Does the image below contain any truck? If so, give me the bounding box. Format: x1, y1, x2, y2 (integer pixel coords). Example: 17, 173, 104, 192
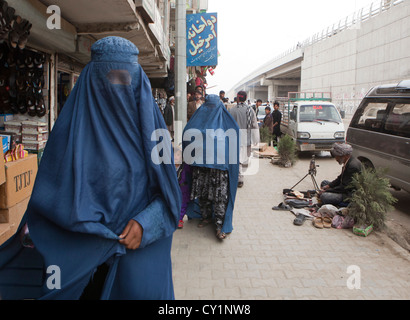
278, 92, 346, 152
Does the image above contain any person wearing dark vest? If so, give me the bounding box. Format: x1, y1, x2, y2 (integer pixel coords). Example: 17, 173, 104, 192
272, 101, 282, 143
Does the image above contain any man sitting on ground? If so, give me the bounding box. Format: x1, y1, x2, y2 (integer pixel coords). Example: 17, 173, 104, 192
319, 143, 362, 206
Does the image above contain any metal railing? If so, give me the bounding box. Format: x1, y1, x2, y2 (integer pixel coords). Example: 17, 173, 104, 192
270, 0, 405, 64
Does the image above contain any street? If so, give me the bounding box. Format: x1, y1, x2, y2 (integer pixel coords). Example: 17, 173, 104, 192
171, 152, 410, 300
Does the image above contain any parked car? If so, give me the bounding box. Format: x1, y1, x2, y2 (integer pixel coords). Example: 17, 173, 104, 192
257, 104, 271, 123
346, 80, 410, 192
280, 93, 345, 152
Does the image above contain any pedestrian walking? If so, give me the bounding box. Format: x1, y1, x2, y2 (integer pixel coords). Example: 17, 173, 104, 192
229, 91, 259, 188
0, 36, 182, 300
183, 94, 240, 240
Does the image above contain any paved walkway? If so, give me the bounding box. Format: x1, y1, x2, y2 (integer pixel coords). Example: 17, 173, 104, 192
171, 157, 410, 300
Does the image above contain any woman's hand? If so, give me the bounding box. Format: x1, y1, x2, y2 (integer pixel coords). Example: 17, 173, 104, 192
119, 220, 143, 250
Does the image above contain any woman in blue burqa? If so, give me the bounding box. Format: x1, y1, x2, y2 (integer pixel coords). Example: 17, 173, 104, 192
0, 37, 181, 300
183, 95, 240, 240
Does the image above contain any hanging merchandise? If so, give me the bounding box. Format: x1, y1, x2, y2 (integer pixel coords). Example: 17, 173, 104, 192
0, 1, 15, 44
0, 1, 42, 118
0, 42, 11, 114
8, 15, 32, 50
0, 45, 45, 117
1, 2, 32, 50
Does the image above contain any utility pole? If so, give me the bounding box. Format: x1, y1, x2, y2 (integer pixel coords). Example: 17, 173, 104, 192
174, 0, 187, 147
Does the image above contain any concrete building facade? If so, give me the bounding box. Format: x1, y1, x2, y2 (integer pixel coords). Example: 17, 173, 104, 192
302, 0, 410, 114
229, 0, 410, 115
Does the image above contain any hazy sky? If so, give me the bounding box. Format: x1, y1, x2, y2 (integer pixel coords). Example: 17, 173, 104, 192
205, 0, 377, 96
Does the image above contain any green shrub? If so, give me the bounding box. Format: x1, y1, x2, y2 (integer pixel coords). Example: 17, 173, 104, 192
259, 126, 275, 144
277, 134, 297, 167
347, 167, 397, 230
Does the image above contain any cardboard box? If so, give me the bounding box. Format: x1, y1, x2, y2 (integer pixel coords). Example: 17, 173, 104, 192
0, 114, 14, 128
0, 223, 13, 246
21, 121, 48, 134
22, 140, 47, 151
4, 121, 22, 134
0, 144, 5, 186
0, 155, 38, 209
0, 197, 29, 246
0, 197, 30, 224
28, 149, 45, 167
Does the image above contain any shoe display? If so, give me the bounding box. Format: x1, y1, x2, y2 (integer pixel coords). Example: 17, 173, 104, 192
8, 16, 31, 50
35, 98, 46, 117
0, 4, 41, 117
0, 3, 15, 43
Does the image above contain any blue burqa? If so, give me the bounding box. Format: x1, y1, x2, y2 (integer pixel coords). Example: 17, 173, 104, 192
183, 95, 240, 234
0, 37, 181, 300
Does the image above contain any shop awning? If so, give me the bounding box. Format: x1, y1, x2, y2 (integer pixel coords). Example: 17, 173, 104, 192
8, 0, 169, 77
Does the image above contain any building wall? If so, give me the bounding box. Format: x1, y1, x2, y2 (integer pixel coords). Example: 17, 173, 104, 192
301, 0, 410, 114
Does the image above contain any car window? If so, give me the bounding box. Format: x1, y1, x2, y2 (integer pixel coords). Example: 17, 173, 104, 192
351, 100, 410, 138
351, 102, 389, 132
299, 105, 341, 123
385, 103, 410, 138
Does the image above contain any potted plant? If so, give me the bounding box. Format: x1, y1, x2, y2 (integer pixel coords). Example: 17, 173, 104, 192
277, 134, 298, 168
347, 167, 397, 237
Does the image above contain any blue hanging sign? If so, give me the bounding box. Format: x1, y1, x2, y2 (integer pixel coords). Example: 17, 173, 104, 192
186, 12, 218, 67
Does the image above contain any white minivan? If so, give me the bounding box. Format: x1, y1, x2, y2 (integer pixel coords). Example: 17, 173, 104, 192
279, 93, 346, 152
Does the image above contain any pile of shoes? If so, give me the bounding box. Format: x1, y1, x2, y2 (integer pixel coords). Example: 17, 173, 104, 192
0, 1, 45, 117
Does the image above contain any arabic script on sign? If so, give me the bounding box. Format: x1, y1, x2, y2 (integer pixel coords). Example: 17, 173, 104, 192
187, 13, 218, 67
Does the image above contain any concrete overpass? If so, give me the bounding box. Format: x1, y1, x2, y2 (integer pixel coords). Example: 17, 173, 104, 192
228, 0, 409, 114
229, 48, 303, 103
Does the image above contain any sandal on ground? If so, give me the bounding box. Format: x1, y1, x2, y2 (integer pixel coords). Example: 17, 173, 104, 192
216, 229, 226, 240
323, 217, 332, 228
178, 220, 184, 229
272, 202, 292, 211
293, 214, 306, 226
197, 219, 211, 228
313, 217, 324, 229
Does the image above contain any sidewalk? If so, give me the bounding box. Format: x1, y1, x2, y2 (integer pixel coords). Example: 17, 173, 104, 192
171, 157, 410, 300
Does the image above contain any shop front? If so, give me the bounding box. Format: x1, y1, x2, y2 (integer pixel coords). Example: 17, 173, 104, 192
0, 1, 53, 161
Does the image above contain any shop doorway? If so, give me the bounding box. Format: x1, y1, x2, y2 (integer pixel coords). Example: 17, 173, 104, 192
57, 71, 71, 116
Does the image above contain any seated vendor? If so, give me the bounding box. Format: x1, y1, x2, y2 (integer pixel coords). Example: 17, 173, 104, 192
319, 143, 362, 206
